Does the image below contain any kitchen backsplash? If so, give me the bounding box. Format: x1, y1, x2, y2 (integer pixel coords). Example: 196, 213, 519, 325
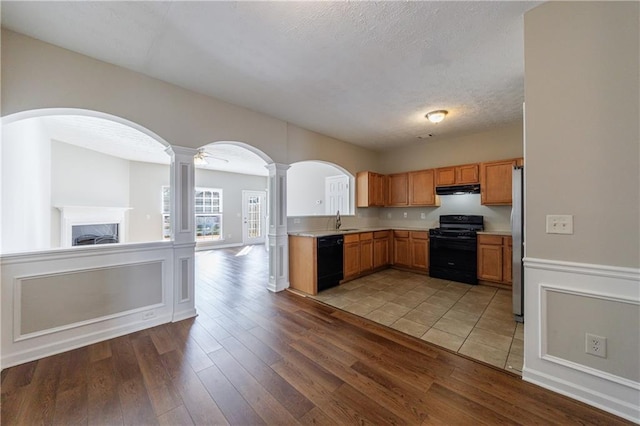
287, 194, 512, 232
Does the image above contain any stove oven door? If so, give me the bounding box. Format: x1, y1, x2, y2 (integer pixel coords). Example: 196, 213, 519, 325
429, 235, 478, 285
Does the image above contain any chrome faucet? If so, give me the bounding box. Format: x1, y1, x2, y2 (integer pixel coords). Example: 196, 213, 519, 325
335, 210, 341, 230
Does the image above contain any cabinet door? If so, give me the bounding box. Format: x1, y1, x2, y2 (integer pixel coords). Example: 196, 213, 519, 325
480, 159, 517, 205
409, 169, 436, 206
477, 243, 503, 282
343, 242, 361, 279
410, 234, 429, 271
502, 238, 513, 285
393, 233, 411, 267
360, 238, 373, 273
457, 164, 479, 184
387, 173, 408, 206
435, 167, 456, 186
373, 173, 387, 206
373, 233, 389, 268
356, 172, 371, 207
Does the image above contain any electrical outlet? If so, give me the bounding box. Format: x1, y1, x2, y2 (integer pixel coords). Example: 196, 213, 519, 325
403, 212, 408, 218
420, 213, 426, 219
293, 218, 301, 224
143, 310, 155, 320
387, 212, 392, 219
546, 215, 573, 234
585, 333, 607, 358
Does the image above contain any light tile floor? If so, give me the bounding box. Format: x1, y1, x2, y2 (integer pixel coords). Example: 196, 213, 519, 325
311, 268, 524, 374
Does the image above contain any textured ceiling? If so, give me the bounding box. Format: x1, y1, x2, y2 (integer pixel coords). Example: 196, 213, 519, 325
1, 1, 540, 150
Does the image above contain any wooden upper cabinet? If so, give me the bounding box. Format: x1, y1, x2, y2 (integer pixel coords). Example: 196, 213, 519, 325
480, 159, 518, 205
356, 171, 386, 207
387, 173, 409, 206
408, 169, 438, 206
457, 164, 480, 184
436, 163, 479, 186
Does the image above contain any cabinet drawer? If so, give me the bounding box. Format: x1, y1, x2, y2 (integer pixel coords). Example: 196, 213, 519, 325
344, 234, 360, 244
394, 230, 409, 238
359, 232, 373, 241
477, 235, 503, 245
373, 231, 389, 239
411, 231, 429, 240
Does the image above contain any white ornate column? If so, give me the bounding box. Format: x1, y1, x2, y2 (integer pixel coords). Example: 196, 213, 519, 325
266, 163, 290, 292
167, 146, 197, 321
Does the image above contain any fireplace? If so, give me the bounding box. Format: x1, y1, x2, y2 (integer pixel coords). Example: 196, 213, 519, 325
72, 223, 119, 246
57, 206, 131, 248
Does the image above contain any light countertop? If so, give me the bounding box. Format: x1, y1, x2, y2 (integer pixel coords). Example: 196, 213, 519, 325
288, 227, 425, 238
289, 228, 512, 238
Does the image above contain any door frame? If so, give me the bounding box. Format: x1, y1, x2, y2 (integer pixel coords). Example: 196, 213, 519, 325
242, 190, 267, 245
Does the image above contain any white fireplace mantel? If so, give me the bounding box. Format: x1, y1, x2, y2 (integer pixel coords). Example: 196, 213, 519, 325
56, 206, 132, 247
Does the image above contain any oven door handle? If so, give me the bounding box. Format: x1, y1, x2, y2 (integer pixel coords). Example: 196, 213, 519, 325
429, 234, 476, 241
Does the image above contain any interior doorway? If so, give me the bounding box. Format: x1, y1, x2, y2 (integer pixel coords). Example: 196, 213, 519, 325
325, 175, 349, 216
242, 190, 267, 245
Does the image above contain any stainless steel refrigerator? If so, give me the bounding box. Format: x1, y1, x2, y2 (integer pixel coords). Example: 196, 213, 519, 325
511, 166, 525, 322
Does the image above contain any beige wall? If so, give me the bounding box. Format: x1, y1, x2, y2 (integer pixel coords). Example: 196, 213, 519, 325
524, 2, 639, 268
1, 30, 379, 171
377, 123, 523, 174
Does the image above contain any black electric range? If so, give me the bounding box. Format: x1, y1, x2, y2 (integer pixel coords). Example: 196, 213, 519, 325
429, 215, 484, 285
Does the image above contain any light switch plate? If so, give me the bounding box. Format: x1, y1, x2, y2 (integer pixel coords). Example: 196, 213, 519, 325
546, 215, 573, 234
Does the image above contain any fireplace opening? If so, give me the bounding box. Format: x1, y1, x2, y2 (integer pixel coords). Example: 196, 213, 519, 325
72, 223, 119, 246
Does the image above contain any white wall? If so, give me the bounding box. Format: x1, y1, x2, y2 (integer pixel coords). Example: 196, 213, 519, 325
523, 2, 639, 422
1, 119, 51, 253
51, 140, 130, 245
129, 161, 170, 243
287, 162, 346, 216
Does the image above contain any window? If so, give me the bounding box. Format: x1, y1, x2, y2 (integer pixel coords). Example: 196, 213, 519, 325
162, 186, 223, 241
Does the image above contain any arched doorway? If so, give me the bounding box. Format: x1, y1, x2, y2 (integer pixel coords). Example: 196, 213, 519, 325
1, 108, 173, 253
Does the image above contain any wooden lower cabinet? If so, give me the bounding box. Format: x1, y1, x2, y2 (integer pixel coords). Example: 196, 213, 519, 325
393, 230, 428, 273
477, 234, 512, 285
359, 233, 374, 274
392, 231, 411, 267
373, 231, 390, 269
343, 234, 361, 280
410, 231, 429, 272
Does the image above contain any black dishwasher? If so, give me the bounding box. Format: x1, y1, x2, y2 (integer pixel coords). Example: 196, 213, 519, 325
317, 235, 344, 292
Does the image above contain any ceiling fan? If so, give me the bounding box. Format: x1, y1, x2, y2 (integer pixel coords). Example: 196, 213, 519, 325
194, 148, 229, 166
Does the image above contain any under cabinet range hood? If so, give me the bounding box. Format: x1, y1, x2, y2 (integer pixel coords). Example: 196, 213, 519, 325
435, 184, 481, 195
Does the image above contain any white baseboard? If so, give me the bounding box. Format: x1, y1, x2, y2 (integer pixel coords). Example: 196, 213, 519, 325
195, 242, 242, 251
524, 368, 640, 423
172, 308, 197, 322
1, 313, 172, 369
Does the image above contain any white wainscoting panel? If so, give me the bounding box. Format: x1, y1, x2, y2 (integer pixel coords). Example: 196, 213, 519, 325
523, 257, 640, 423
1, 242, 175, 369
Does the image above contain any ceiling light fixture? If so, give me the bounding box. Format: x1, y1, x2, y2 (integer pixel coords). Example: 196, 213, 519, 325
194, 151, 208, 166
426, 110, 448, 124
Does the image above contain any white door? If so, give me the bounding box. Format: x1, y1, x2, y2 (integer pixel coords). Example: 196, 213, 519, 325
325, 175, 349, 215
242, 191, 266, 245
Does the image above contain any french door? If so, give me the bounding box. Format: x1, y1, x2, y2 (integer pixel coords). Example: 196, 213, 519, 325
242, 190, 266, 245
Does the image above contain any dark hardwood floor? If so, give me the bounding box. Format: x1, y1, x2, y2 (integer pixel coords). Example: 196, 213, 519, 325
1, 245, 631, 425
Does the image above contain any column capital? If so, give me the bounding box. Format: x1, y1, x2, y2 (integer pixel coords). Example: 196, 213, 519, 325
168, 145, 198, 157
266, 163, 291, 173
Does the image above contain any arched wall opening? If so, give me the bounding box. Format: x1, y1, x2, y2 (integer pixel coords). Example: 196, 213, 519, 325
287, 160, 355, 217
193, 141, 272, 249
1, 108, 173, 254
